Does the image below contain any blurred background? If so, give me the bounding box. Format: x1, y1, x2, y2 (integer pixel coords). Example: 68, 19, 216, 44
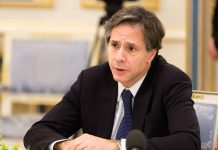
0, 0, 217, 149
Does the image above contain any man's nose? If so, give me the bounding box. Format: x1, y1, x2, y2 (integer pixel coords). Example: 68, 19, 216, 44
116, 48, 126, 61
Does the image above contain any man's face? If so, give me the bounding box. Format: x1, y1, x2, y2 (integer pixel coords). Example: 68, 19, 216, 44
108, 23, 157, 88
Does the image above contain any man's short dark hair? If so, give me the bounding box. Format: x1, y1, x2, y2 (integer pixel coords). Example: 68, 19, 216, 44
104, 6, 165, 51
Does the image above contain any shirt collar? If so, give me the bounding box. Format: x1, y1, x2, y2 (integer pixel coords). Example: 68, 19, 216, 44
117, 74, 147, 101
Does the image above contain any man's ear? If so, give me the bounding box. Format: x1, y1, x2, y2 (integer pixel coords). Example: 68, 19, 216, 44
148, 49, 157, 62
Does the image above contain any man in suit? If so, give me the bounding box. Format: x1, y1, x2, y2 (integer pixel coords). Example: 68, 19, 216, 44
208, 0, 218, 60
24, 6, 200, 150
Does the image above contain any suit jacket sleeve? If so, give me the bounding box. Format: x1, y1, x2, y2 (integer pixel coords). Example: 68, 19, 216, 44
147, 69, 200, 150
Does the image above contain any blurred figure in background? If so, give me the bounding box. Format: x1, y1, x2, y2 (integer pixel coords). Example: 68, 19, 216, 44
208, 0, 218, 60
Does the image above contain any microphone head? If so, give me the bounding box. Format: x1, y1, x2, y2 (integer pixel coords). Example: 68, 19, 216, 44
126, 129, 147, 150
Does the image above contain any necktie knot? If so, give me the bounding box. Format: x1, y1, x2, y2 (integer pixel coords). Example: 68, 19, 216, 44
121, 89, 133, 112
116, 89, 133, 140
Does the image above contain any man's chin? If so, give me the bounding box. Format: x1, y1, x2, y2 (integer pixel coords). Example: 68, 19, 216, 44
112, 76, 124, 83
112, 76, 128, 85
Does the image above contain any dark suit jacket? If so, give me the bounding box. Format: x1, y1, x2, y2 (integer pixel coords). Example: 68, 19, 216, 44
24, 55, 200, 150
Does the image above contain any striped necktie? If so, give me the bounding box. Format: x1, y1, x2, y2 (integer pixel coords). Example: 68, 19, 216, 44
116, 89, 133, 140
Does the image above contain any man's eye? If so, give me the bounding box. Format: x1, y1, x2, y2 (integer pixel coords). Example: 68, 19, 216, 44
128, 46, 135, 51
111, 43, 118, 48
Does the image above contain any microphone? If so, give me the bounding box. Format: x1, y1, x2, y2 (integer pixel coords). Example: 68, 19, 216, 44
126, 129, 147, 150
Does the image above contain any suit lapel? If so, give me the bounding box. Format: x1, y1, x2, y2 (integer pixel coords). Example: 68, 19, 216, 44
97, 79, 118, 139
132, 81, 153, 130
132, 56, 159, 130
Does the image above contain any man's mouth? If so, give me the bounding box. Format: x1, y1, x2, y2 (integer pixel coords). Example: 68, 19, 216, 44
115, 67, 125, 72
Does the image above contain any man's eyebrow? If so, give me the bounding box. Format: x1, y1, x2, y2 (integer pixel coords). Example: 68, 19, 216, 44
110, 40, 118, 43
128, 42, 137, 46
127, 42, 139, 48
109, 40, 119, 43
109, 40, 139, 48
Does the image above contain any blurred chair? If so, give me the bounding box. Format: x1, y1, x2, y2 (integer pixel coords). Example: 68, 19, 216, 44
0, 114, 43, 138
0, 38, 89, 116
192, 91, 218, 150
